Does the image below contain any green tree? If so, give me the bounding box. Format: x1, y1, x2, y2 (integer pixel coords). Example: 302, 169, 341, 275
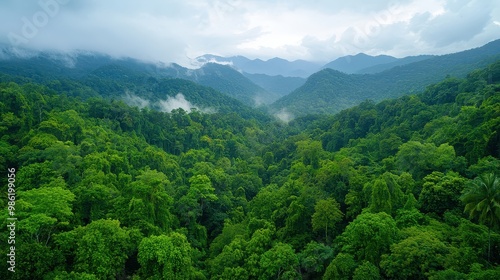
380, 230, 449, 280
428, 269, 467, 280
396, 141, 460, 180
245, 227, 275, 277
138, 232, 196, 280
178, 174, 217, 236
395, 195, 428, 229
38, 110, 85, 144
209, 236, 248, 279
419, 172, 466, 216
352, 261, 381, 280
55, 219, 135, 280
323, 253, 356, 280
189, 174, 218, 204
339, 212, 399, 264
298, 241, 333, 279
296, 139, 324, 169
128, 169, 174, 232
311, 198, 343, 240
369, 178, 392, 214
259, 243, 300, 280
460, 173, 500, 262
17, 186, 75, 244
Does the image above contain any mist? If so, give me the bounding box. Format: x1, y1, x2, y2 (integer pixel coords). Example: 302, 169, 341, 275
274, 108, 294, 123
159, 93, 197, 112
123, 91, 150, 109
158, 93, 216, 114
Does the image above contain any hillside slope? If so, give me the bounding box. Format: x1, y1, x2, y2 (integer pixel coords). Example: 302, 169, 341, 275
322, 53, 398, 74
272, 39, 500, 116
0, 48, 274, 107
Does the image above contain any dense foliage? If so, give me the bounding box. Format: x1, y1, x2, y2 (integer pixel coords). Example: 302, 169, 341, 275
0, 59, 499, 279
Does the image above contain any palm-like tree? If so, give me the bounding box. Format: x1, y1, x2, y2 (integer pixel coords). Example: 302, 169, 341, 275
460, 173, 500, 262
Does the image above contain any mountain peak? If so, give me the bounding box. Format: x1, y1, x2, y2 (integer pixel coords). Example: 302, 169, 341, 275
196, 54, 321, 78
323, 53, 398, 74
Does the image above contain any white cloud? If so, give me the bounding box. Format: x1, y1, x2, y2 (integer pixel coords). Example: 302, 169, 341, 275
124, 91, 150, 109
158, 93, 216, 114
159, 93, 197, 112
274, 108, 294, 123
418, 0, 493, 47
0, 0, 498, 64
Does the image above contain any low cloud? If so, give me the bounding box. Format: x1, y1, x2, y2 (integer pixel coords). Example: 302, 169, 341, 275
158, 93, 216, 114
274, 108, 294, 123
123, 91, 150, 109
159, 93, 196, 112
0, 0, 498, 66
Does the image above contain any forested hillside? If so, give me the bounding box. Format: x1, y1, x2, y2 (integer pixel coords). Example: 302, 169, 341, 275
356, 55, 434, 74
195, 55, 321, 78
272, 39, 500, 116
243, 73, 306, 101
322, 53, 398, 74
0, 48, 274, 106
0, 58, 499, 279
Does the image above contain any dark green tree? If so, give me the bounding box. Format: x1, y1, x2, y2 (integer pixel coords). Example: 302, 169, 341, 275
460, 173, 500, 262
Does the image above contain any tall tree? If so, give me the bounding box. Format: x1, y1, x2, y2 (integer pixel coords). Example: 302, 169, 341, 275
138, 233, 197, 280
311, 198, 343, 240
369, 179, 392, 214
460, 173, 500, 262
338, 212, 399, 265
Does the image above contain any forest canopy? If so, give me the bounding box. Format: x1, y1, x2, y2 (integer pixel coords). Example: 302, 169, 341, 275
0, 60, 499, 279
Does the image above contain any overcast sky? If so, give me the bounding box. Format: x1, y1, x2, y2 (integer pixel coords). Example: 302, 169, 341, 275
1, 0, 499, 66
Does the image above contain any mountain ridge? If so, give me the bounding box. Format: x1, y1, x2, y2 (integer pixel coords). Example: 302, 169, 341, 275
322, 53, 398, 74
271, 39, 500, 116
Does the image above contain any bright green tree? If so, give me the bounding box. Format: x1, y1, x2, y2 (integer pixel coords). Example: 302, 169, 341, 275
259, 242, 300, 280
55, 219, 134, 280
17, 186, 75, 244
312, 198, 343, 240
209, 236, 248, 279
128, 169, 174, 232
323, 253, 356, 280
352, 261, 381, 280
419, 171, 466, 216
369, 179, 392, 214
339, 212, 399, 264
138, 232, 196, 280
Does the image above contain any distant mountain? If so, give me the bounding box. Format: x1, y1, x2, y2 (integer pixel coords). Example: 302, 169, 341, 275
196, 54, 321, 78
0, 48, 277, 106
356, 55, 435, 74
0, 47, 161, 82
176, 63, 275, 106
243, 73, 306, 101
322, 53, 398, 74
272, 39, 500, 116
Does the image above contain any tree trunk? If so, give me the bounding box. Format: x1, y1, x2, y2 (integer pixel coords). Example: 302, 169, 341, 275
488, 227, 491, 263
325, 225, 328, 241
